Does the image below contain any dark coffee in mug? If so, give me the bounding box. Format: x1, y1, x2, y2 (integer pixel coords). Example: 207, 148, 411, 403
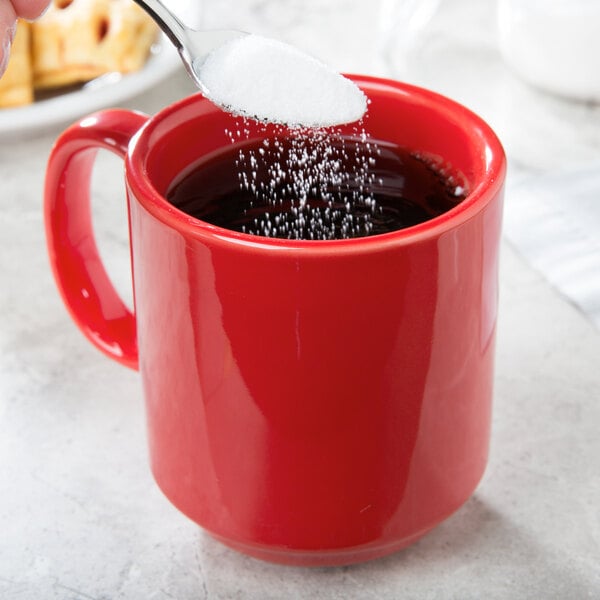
166, 135, 467, 240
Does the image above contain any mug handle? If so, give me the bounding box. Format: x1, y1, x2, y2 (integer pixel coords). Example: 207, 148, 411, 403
44, 109, 149, 371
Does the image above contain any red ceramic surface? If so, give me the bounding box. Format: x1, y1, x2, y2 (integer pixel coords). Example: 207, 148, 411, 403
45, 76, 506, 566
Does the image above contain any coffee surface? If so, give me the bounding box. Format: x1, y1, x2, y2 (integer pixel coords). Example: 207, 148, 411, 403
167, 136, 466, 240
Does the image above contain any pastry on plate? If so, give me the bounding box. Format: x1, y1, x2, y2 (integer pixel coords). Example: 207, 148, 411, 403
32, 0, 157, 89
0, 21, 34, 108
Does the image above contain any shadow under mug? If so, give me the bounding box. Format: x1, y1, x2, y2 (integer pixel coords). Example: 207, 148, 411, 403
44, 76, 506, 566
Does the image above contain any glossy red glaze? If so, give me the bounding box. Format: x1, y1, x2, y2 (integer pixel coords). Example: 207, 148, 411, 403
45, 77, 506, 566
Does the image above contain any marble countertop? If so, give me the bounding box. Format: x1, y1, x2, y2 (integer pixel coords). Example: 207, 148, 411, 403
1, 0, 599, 598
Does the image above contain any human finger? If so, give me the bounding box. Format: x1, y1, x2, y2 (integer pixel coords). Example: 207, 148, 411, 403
10, 0, 50, 21
0, 1, 17, 76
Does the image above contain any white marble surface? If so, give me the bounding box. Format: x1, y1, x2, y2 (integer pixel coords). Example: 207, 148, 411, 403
1, 0, 599, 598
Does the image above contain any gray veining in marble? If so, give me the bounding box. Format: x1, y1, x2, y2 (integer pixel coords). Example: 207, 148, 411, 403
1, 0, 599, 598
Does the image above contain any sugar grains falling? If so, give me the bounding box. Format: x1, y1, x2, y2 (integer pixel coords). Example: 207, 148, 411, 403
224, 126, 382, 240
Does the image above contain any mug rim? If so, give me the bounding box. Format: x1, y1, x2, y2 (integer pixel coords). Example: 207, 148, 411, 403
126, 75, 506, 254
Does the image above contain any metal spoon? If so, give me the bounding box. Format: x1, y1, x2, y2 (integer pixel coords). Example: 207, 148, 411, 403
131, 0, 246, 94
132, 0, 367, 126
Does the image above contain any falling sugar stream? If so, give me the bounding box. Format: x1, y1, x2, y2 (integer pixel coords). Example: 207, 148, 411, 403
225, 123, 383, 240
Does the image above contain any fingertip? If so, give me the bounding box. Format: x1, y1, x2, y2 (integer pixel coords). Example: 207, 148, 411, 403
11, 0, 51, 22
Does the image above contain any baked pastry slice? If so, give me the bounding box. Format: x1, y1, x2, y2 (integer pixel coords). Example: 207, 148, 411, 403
0, 21, 34, 108
32, 0, 158, 89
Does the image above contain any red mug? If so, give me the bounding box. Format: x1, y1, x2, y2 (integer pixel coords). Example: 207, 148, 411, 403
45, 76, 505, 566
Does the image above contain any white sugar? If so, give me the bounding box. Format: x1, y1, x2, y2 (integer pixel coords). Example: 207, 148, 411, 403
196, 34, 367, 128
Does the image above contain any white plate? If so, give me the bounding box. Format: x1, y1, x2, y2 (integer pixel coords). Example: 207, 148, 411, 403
0, 0, 201, 137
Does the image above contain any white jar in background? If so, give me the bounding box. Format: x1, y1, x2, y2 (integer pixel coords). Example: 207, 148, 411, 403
497, 0, 600, 102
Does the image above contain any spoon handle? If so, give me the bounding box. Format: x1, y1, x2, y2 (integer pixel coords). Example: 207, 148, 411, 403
131, 0, 188, 52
